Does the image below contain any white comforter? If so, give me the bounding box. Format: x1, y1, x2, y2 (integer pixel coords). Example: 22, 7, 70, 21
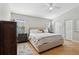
29, 33, 63, 46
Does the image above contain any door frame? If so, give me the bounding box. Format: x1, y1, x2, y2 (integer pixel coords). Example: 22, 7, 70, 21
64, 20, 73, 40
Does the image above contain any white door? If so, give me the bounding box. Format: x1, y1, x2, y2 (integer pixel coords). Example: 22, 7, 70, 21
65, 20, 73, 40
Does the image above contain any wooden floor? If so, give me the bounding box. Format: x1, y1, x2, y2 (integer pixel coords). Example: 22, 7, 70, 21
27, 40, 79, 55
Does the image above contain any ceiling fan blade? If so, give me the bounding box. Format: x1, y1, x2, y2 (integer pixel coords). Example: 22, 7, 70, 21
55, 6, 61, 9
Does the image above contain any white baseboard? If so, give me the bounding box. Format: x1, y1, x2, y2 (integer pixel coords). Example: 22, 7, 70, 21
71, 40, 79, 43
65, 39, 79, 43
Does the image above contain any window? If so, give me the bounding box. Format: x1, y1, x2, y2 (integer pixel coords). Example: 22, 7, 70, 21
15, 19, 26, 35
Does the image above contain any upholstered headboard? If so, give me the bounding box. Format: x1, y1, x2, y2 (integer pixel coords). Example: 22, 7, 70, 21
29, 27, 44, 33
27, 27, 44, 37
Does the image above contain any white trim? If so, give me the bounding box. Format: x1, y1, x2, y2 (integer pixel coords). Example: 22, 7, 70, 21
71, 40, 79, 43
65, 39, 79, 43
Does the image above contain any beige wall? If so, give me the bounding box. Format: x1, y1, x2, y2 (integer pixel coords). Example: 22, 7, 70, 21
53, 6, 79, 41
11, 13, 50, 32
0, 3, 11, 21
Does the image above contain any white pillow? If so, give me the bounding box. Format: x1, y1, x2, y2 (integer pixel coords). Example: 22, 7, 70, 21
30, 29, 42, 33
43, 28, 48, 33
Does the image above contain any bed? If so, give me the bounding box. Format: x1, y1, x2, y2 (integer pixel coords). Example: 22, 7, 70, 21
28, 28, 64, 53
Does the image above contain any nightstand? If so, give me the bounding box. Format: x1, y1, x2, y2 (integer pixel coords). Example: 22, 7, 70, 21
17, 33, 28, 43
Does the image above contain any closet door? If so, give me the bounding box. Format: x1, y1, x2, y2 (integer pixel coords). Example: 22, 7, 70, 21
65, 20, 73, 40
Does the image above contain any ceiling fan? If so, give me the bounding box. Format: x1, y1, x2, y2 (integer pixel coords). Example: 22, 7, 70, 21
46, 3, 61, 12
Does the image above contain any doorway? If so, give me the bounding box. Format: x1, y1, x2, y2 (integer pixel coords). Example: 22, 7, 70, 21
65, 20, 73, 40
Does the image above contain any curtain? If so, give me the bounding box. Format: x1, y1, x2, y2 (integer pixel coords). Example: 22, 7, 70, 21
48, 20, 54, 33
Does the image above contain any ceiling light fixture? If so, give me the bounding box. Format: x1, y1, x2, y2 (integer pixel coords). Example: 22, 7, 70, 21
46, 3, 61, 12
48, 3, 53, 11
49, 7, 53, 10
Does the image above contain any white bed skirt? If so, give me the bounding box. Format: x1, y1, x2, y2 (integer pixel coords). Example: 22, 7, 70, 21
29, 38, 64, 53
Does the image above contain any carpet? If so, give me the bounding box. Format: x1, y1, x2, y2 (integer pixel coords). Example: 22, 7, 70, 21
17, 42, 32, 55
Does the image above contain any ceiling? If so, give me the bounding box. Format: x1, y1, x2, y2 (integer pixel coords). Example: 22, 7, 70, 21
9, 3, 79, 19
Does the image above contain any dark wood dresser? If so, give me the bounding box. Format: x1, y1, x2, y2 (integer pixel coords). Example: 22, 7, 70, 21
0, 21, 17, 55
